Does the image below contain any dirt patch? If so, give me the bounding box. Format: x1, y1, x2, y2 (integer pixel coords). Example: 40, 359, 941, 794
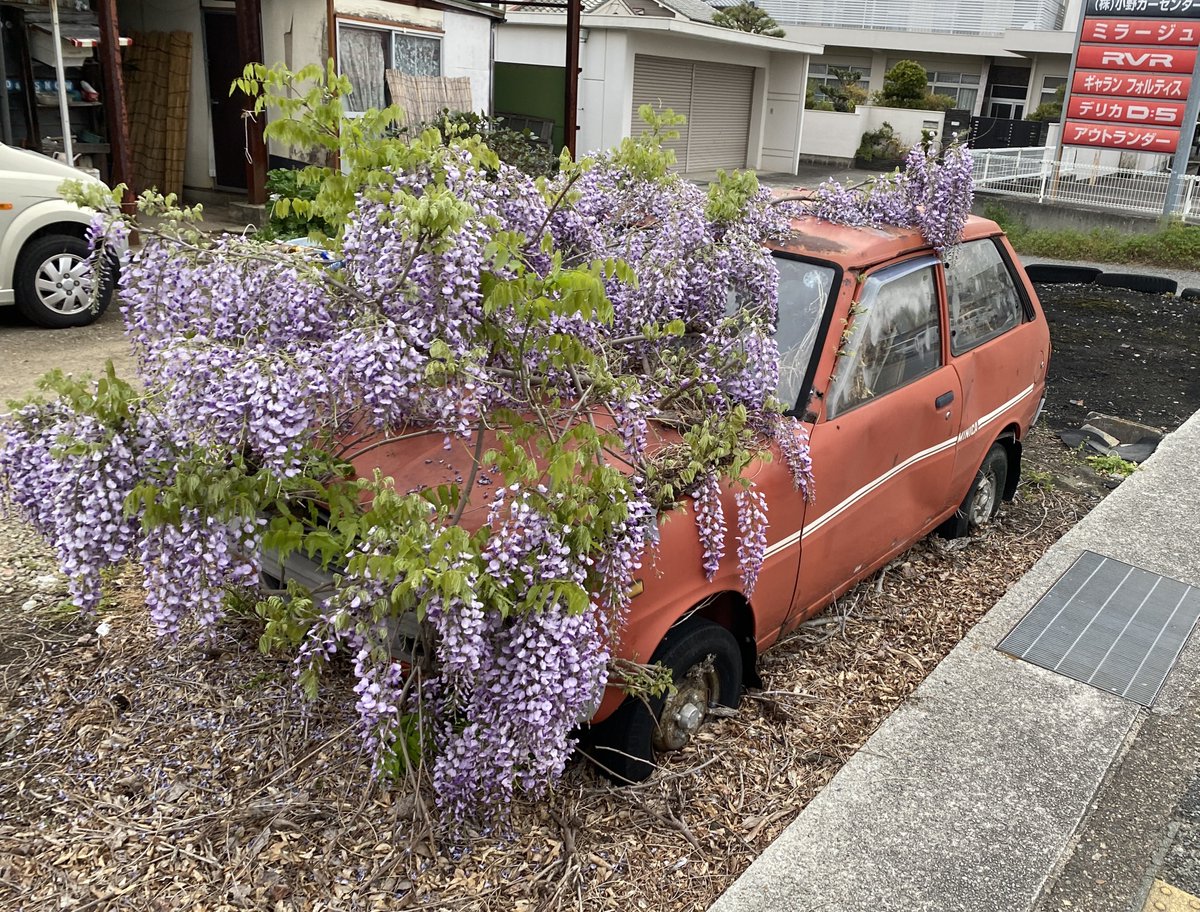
1, 283, 1197, 911
1038, 283, 1200, 433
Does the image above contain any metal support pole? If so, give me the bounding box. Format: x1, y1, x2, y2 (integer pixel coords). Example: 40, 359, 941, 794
1164, 50, 1200, 220
48, 0, 72, 164
564, 0, 580, 158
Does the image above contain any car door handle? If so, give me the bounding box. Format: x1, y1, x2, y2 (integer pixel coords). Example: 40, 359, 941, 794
935, 391, 955, 409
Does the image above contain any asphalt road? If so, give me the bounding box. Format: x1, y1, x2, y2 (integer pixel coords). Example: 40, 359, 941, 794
0, 302, 133, 406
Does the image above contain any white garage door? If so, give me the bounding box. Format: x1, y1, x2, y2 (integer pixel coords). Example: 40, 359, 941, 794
630, 55, 755, 172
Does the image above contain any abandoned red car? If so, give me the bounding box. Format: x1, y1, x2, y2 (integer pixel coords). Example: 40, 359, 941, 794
266, 214, 1050, 781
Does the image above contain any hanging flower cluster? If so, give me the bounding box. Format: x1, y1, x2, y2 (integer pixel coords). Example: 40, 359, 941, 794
792, 143, 975, 254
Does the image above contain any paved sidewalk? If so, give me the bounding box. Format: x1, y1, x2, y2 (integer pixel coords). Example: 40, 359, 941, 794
712, 407, 1200, 912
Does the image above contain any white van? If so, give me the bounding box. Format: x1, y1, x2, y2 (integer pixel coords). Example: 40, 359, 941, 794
0, 143, 116, 328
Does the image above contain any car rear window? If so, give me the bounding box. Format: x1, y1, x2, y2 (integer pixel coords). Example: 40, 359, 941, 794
945, 238, 1023, 355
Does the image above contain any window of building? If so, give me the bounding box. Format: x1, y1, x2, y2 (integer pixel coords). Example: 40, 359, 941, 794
826, 259, 942, 418
928, 71, 980, 110
338, 22, 441, 113
808, 62, 871, 103
1040, 75, 1067, 105
945, 239, 1023, 355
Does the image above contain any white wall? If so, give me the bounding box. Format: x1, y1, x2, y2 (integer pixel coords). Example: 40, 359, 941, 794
443, 10, 493, 113
579, 28, 630, 154
496, 21, 806, 167
627, 32, 770, 70
261, 0, 327, 163
799, 105, 944, 161
761, 50, 807, 172
860, 104, 944, 146
799, 109, 863, 159
263, 0, 326, 72
117, 0, 211, 188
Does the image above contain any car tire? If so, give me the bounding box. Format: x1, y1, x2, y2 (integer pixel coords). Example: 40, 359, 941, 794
1024, 264, 1101, 285
586, 617, 742, 784
938, 443, 1009, 538
14, 233, 114, 328
1181, 287, 1200, 301
1094, 272, 1178, 296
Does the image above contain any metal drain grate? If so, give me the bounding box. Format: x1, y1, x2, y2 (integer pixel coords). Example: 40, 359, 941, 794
998, 551, 1200, 706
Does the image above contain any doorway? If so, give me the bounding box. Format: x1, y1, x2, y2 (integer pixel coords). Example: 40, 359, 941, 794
204, 11, 246, 190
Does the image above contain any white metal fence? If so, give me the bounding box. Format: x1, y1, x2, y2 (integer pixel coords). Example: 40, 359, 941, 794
972, 146, 1200, 223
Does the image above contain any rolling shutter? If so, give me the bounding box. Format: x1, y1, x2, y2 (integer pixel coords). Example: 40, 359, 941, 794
630, 55, 755, 171
630, 55, 692, 166
687, 62, 754, 172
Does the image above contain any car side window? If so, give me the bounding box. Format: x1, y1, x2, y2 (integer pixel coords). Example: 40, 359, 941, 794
826, 260, 941, 419
945, 239, 1023, 355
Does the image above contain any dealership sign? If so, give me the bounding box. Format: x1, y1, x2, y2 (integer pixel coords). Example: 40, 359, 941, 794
1063, 0, 1200, 153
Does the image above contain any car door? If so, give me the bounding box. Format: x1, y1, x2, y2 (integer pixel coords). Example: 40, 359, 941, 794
943, 237, 1049, 497
793, 256, 963, 618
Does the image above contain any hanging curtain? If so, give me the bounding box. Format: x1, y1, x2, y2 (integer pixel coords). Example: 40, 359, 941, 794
340, 25, 386, 112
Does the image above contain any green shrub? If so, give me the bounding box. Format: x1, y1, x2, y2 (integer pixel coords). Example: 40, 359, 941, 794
990, 204, 1200, 269
410, 110, 559, 177
873, 60, 960, 111
856, 122, 906, 163
1027, 85, 1064, 122
980, 202, 1028, 238
260, 167, 332, 242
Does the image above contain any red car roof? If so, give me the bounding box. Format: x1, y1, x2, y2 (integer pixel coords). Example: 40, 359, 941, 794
771, 214, 1003, 271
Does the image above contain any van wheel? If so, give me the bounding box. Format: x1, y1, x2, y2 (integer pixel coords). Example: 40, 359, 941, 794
939, 443, 1009, 538
586, 617, 742, 784
14, 234, 114, 328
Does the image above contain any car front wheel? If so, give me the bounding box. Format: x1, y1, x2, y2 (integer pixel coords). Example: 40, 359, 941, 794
586, 616, 743, 783
14, 234, 114, 328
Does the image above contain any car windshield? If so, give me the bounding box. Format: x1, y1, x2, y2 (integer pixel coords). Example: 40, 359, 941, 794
774, 256, 837, 411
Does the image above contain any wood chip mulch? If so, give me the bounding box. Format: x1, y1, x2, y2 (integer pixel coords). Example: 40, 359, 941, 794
0, 430, 1097, 912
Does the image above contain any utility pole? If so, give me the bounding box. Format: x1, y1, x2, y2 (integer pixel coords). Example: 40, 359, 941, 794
564, 0, 580, 157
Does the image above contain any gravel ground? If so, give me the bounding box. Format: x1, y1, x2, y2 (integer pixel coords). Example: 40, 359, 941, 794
0, 464, 1092, 912
0, 279, 1195, 910
0, 305, 131, 406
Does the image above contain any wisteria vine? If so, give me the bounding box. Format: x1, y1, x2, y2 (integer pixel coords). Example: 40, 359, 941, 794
794, 143, 975, 253
0, 66, 973, 823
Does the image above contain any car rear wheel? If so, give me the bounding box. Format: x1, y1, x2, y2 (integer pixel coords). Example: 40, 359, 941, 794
14, 234, 114, 328
940, 443, 1009, 538
586, 617, 742, 783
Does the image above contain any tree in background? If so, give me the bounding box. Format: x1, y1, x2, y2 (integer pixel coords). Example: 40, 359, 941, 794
1027, 84, 1065, 122
823, 67, 868, 113
874, 59, 957, 111
712, 1, 787, 37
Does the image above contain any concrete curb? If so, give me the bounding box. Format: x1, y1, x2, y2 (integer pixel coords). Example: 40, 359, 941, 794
711, 408, 1200, 912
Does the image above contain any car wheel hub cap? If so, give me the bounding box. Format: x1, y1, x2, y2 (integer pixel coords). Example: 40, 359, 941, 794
653, 659, 718, 753
971, 473, 997, 525
35, 254, 92, 315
